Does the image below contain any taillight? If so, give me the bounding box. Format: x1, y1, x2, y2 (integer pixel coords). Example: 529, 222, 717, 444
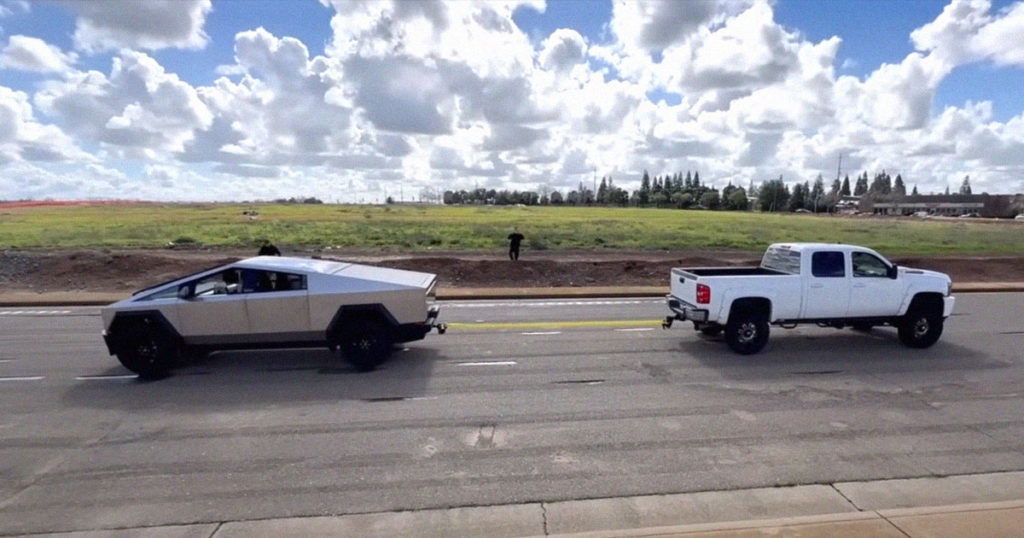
696, 284, 711, 304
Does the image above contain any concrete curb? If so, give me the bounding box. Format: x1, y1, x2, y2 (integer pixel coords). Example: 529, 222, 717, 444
28, 472, 1024, 538
1, 283, 1022, 306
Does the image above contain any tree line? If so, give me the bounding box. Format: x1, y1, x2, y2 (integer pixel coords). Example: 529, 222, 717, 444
442, 170, 975, 213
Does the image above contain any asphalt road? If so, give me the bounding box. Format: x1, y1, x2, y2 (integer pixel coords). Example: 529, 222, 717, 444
1, 294, 1023, 535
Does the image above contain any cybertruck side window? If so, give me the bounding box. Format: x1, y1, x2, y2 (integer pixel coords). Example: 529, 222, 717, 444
239, 269, 306, 294
138, 285, 179, 301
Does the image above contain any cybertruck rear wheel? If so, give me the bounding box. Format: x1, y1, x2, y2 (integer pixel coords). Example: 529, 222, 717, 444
337, 318, 393, 372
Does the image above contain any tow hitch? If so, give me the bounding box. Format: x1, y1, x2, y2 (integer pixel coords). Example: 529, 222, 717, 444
427, 305, 446, 334
662, 315, 677, 329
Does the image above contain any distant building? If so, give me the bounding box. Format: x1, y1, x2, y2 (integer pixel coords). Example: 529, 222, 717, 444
859, 193, 1024, 218
835, 195, 861, 214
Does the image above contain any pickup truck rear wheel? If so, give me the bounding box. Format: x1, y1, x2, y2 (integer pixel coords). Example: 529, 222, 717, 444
724, 311, 769, 355
114, 320, 177, 379
898, 309, 943, 348
337, 318, 393, 372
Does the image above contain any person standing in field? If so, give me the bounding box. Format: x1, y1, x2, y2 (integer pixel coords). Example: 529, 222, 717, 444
258, 240, 281, 256
507, 227, 524, 261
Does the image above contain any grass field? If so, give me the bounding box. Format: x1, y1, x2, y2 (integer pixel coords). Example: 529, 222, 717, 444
1, 203, 1022, 255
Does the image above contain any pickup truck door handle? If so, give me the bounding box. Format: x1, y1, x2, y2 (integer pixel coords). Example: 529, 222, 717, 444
809, 283, 824, 289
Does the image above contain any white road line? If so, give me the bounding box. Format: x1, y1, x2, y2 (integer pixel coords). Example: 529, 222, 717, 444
457, 361, 518, 366
0, 376, 44, 382
76, 374, 139, 381
0, 359, 13, 364
405, 396, 439, 401
522, 331, 562, 335
444, 300, 661, 309
616, 328, 655, 332
0, 310, 73, 316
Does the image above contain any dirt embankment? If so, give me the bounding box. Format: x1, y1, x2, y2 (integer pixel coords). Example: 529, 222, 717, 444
2, 248, 1023, 293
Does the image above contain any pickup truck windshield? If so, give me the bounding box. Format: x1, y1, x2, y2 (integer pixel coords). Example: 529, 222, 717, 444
761, 247, 801, 275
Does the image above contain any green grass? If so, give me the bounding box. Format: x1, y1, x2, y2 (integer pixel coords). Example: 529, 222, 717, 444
1, 203, 1021, 255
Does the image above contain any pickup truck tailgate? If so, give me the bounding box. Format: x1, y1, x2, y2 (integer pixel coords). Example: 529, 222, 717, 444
670, 268, 699, 304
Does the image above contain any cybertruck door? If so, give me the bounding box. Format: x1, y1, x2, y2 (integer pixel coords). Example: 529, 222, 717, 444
240, 269, 313, 343
176, 270, 249, 345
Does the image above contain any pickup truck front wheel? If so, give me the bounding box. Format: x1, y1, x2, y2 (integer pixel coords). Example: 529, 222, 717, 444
898, 310, 943, 348
114, 319, 177, 379
724, 312, 769, 355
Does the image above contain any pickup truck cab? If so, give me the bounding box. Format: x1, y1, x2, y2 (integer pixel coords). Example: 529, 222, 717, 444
664, 243, 955, 354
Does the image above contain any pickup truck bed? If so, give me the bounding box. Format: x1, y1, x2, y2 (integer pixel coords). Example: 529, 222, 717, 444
676, 267, 789, 277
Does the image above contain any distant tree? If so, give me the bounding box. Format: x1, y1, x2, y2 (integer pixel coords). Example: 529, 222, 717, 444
684, 171, 693, 190
893, 174, 906, 196
811, 175, 826, 212
960, 176, 972, 195
829, 179, 841, 198
911, 185, 918, 196
693, 171, 701, 189
597, 177, 608, 204
700, 190, 720, 210
758, 178, 790, 212
639, 170, 651, 205
788, 183, 807, 212
650, 191, 668, 208
727, 188, 749, 211
841, 175, 851, 196
944, 184, 951, 195
854, 172, 868, 196
869, 171, 892, 195
386, 196, 395, 204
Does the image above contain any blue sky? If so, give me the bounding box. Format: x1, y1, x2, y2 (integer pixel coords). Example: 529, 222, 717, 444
1, 0, 1022, 201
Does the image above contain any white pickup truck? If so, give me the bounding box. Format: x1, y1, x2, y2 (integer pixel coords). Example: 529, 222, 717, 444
663, 243, 955, 354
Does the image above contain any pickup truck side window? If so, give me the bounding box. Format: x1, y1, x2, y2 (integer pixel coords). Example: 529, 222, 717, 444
811, 251, 845, 277
240, 269, 307, 293
761, 247, 802, 274
852, 252, 890, 278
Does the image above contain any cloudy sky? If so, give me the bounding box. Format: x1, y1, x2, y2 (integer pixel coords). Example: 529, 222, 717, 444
1, 0, 1023, 202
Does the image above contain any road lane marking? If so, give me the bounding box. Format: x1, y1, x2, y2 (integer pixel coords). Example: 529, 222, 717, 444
0, 310, 72, 316
522, 331, 562, 335
0, 376, 44, 382
444, 297, 659, 305
76, 374, 139, 381
457, 361, 517, 366
616, 327, 655, 332
0, 359, 13, 364
446, 319, 663, 331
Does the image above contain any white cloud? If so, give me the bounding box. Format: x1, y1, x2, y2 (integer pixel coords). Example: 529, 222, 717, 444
64, 0, 212, 52
610, 0, 751, 52
539, 29, 587, 72
35, 50, 213, 154
0, 35, 76, 73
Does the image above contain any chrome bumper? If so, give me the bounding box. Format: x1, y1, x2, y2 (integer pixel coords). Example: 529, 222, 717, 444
663, 295, 709, 328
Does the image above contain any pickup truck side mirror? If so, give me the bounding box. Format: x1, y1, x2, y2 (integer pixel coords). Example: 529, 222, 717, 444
888, 264, 899, 279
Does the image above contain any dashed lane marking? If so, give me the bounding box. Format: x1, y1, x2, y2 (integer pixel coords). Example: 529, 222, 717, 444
522, 331, 562, 335
442, 299, 662, 309
616, 327, 655, 332
0, 310, 73, 316
0, 376, 44, 382
446, 319, 662, 331
76, 374, 139, 381
457, 361, 518, 366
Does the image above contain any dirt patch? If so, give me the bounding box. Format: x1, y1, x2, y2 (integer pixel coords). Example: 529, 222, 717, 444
1, 248, 1022, 293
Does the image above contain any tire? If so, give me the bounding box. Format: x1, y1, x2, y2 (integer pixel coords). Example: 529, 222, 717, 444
114, 319, 178, 379
898, 308, 944, 348
337, 318, 393, 372
724, 310, 769, 355
699, 325, 723, 337
851, 322, 874, 332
